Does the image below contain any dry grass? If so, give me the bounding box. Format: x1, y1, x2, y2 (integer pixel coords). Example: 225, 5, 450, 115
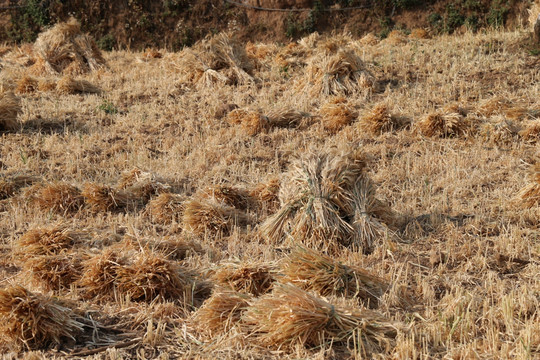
148, 193, 186, 224
0, 91, 21, 131
417, 109, 470, 137
0, 173, 37, 199
516, 162, 540, 208
409, 28, 430, 39
359, 33, 379, 45
359, 103, 406, 134
282, 246, 388, 307
192, 289, 251, 335
519, 121, 540, 143
33, 182, 84, 214
385, 30, 408, 45
16, 76, 39, 94
22, 253, 83, 291
319, 99, 356, 133
183, 198, 250, 237
226, 108, 269, 136
0, 286, 83, 350
212, 262, 275, 296
250, 178, 280, 213
199, 184, 252, 210
15, 225, 80, 258
31, 17, 106, 75
244, 284, 397, 353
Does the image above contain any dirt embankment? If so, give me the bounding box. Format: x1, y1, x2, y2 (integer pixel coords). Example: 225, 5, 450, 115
0, 0, 533, 50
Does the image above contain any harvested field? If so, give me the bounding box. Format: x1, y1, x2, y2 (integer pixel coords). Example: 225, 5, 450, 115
0, 18, 539, 359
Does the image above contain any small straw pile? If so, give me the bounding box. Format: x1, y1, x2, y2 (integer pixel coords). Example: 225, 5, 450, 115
15, 75, 39, 94
199, 184, 252, 210
192, 289, 251, 335
479, 117, 521, 145
417, 107, 470, 137
117, 168, 170, 202
0, 173, 37, 199
282, 246, 388, 307
79, 248, 194, 303
244, 284, 397, 352
319, 97, 356, 133
409, 28, 430, 39
227, 108, 312, 135
23, 253, 83, 291
385, 30, 408, 45
262, 152, 394, 252
183, 197, 250, 237
178, 32, 253, 87
520, 121, 540, 143
82, 183, 139, 212
274, 42, 309, 69
0, 286, 84, 350
15, 225, 79, 258
33, 182, 84, 214
30, 18, 106, 75
516, 162, 540, 208
212, 262, 275, 296
359, 33, 379, 46
300, 49, 375, 97
148, 193, 186, 224
250, 178, 280, 213
56, 76, 101, 94
0, 91, 21, 132
359, 103, 406, 134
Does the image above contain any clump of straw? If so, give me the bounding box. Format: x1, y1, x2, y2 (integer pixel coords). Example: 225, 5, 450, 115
417, 109, 470, 137
319, 98, 356, 133
250, 178, 280, 213
117, 168, 170, 201
0, 173, 37, 199
359, 103, 406, 134
212, 262, 276, 296
244, 284, 397, 352
199, 184, 252, 210
56, 76, 101, 94
33, 182, 84, 214
282, 246, 388, 307
0, 91, 21, 132
0, 286, 84, 350
16, 75, 39, 94
300, 49, 375, 97
148, 193, 186, 224
385, 30, 408, 45
226, 109, 269, 136
183, 198, 250, 237
30, 18, 106, 75
22, 254, 83, 291
516, 162, 540, 208
479, 117, 521, 145
409, 28, 430, 39
192, 289, 251, 335
519, 121, 540, 143
15, 225, 80, 259
82, 183, 139, 212
359, 33, 379, 46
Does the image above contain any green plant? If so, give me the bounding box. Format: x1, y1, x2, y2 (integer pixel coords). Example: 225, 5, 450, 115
428, 12, 443, 33
445, 4, 465, 33
97, 34, 116, 51
487, 0, 508, 28
465, 15, 479, 31
378, 16, 393, 38
8, 0, 51, 43
98, 100, 118, 115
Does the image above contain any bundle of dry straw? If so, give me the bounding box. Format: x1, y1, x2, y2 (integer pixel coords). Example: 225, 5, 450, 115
516, 162, 540, 208
183, 197, 250, 237
227, 108, 312, 135
148, 193, 186, 224
282, 246, 388, 307
417, 106, 471, 137
15, 225, 80, 258
261, 152, 394, 252
178, 32, 253, 87
319, 97, 356, 133
22, 253, 83, 291
212, 262, 276, 296
31, 18, 106, 75
359, 103, 407, 134
244, 284, 397, 352
0, 173, 37, 199
0, 91, 21, 132
33, 182, 84, 214
0, 286, 84, 350
82, 183, 139, 212
299, 49, 375, 97
56, 76, 101, 94
192, 289, 251, 335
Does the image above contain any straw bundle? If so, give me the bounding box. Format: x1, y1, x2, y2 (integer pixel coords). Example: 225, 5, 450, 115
22, 253, 82, 291
250, 178, 280, 213
244, 284, 397, 352
146, 237, 203, 261
519, 121, 540, 143
114, 251, 193, 302
0, 91, 21, 132
479, 117, 520, 145
359, 103, 405, 134
0, 173, 37, 199
38, 78, 57, 92
118, 168, 170, 201
33, 182, 84, 214
31, 18, 106, 75
78, 248, 129, 300
183, 198, 250, 237
529, 2, 540, 35
517, 163, 540, 208
409, 28, 430, 39
16, 75, 39, 94
349, 179, 395, 252
178, 32, 253, 86
212, 262, 275, 296
142, 48, 162, 60
282, 246, 388, 307
148, 193, 186, 224
56, 76, 101, 94
15, 225, 79, 258
301, 49, 375, 97
199, 185, 252, 210
226, 108, 269, 136
261, 152, 366, 251
274, 43, 309, 68
359, 33, 379, 46
192, 289, 251, 335
417, 109, 470, 137
82, 183, 139, 212
476, 97, 527, 119
385, 30, 408, 45
0, 286, 83, 350
319, 99, 356, 133
266, 108, 312, 129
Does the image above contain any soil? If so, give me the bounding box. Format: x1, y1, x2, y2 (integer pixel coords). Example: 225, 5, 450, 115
0, 0, 534, 50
